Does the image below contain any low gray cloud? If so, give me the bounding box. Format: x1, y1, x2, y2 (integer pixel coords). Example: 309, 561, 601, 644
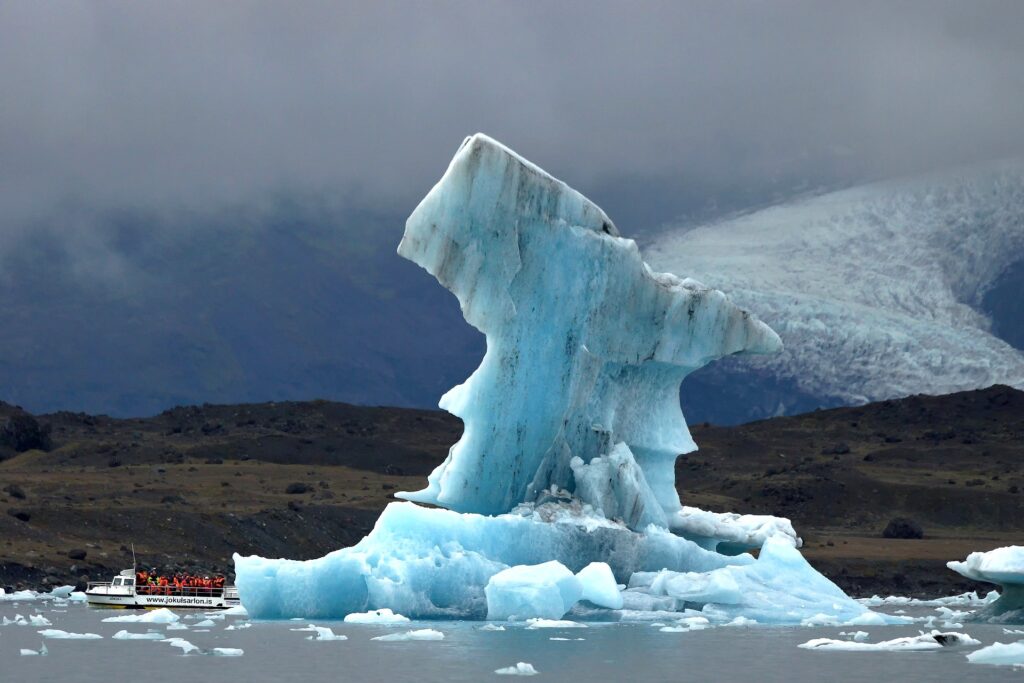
2, 1, 1023, 230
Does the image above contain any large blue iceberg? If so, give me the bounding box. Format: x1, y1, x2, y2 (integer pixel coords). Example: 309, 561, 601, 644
234, 134, 882, 625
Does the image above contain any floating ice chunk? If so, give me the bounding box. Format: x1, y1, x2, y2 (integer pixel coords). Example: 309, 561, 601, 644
193, 619, 217, 628
840, 631, 870, 642
1005, 628, 1024, 635
221, 604, 249, 616
495, 662, 539, 676
225, 623, 252, 631
525, 618, 587, 629
28, 614, 51, 626
486, 561, 582, 621
343, 608, 410, 624
212, 648, 244, 656
725, 616, 757, 627
371, 629, 444, 642
670, 507, 801, 552
0, 590, 39, 601
800, 631, 980, 652
479, 624, 506, 631
103, 608, 179, 624
967, 641, 1024, 666
165, 622, 189, 631
20, 643, 47, 656
112, 630, 165, 640
549, 637, 584, 641
575, 562, 623, 609
49, 586, 75, 598
291, 624, 347, 641
38, 629, 102, 639
949, 546, 1024, 623
3, 614, 28, 626
161, 637, 201, 655
67, 591, 87, 603
201, 613, 226, 620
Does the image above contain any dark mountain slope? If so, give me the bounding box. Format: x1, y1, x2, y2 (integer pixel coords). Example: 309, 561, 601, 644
1, 385, 1021, 597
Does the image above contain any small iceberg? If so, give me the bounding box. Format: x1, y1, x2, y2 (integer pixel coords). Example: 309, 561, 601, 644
371, 629, 444, 642
38, 629, 103, 640
212, 648, 244, 657
343, 608, 410, 624
112, 630, 166, 640
290, 624, 347, 641
948, 546, 1024, 623
525, 618, 587, 629
20, 643, 48, 656
103, 608, 179, 624
495, 662, 539, 676
966, 641, 1024, 667
799, 631, 979, 652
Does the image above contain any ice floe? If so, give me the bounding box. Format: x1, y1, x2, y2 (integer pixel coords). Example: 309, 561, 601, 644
343, 608, 410, 624
799, 631, 980, 652
38, 628, 103, 639
525, 618, 587, 629
112, 630, 165, 640
966, 641, 1024, 666
495, 662, 539, 676
371, 628, 444, 642
102, 608, 179, 624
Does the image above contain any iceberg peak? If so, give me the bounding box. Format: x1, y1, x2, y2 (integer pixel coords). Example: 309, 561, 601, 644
397, 133, 780, 522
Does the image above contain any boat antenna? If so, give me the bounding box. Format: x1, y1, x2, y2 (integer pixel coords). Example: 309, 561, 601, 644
131, 543, 137, 571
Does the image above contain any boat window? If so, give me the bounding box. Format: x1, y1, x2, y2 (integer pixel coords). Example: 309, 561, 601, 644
125, 579, 135, 586
113, 578, 122, 585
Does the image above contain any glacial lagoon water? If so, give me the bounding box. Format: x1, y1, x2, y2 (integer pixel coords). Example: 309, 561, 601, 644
1, 601, 1019, 682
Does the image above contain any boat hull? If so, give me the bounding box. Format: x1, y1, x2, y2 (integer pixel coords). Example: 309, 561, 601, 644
85, 592, 237, 609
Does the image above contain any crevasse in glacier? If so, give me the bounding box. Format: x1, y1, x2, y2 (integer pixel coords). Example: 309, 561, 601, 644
234, 134, 881, 625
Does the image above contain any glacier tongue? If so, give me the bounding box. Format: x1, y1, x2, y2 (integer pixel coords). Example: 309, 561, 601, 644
234, 133, 881, 625
396, 133, 780, 519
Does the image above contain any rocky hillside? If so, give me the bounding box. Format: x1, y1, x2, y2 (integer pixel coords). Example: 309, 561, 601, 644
1, 385, 1021, 597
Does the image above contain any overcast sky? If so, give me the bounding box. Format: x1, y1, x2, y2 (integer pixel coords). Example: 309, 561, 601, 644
3, 1, 1023, 233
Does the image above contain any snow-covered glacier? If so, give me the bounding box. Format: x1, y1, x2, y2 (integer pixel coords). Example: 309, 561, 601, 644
234, 134, 882, 625
647, 160, 1024, 410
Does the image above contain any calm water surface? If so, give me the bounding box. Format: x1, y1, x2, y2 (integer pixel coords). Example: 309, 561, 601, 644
1, 602, 1018, 682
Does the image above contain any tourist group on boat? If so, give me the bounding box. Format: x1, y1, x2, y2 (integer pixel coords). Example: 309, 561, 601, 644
135, 569, 226, 596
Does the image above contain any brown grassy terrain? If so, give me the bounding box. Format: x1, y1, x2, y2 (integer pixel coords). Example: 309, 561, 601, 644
1, 386, 1021, 597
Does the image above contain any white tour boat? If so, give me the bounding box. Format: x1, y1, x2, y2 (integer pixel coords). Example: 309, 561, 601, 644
86, 569, 241, 609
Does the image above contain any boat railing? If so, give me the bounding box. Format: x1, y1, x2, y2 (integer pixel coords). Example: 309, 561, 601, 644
135, 585, 231, 597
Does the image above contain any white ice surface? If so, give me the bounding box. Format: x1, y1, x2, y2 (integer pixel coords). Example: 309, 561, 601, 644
495, 662, 539, 676
290, 624, 347, 641
949, 546, 1024, 586
343, 608, 410, 624
575, 562, 623, 609
102, 608, 179, 624
800, 631, 980, 652
670, 507, 800, 551
647, 160, 1024, 405
38, 629, 103, 639
485, 561, 581, 621
948, 547, 1024, 622
371, 629, 445, 642
112, 630, 165, 640
967, 641, 1024, 666
525, 618, 588, 629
